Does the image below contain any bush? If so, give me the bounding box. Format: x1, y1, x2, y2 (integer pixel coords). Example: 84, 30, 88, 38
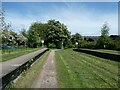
78, 41, 96, 49
105, 40, 116, 50
114, 40, 120, 51
48, 43, 56, 48
63, 40, 73, 48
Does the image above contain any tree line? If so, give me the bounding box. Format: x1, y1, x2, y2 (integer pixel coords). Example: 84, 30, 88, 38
78, 22, 120, 51
1, 9, 120, 50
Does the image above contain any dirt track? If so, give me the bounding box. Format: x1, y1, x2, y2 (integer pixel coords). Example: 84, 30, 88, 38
31, 50, 58, 88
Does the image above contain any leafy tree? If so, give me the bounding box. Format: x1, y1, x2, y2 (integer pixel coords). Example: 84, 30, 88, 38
63, 39, 73, 48
1, 24, 16, 46
96, 22, 112, 49
115, 39, 120, 51
0, 7, 6, 47
78, 41, 96, 49
0, 7, 6, 30
17, 34, 28, 46
20, 28, 28, 38
0, 7, 17, 46
47, 20, 71, 48
28, 22, 48, 46
28, 26, 40, 48
71, 33, 83, 47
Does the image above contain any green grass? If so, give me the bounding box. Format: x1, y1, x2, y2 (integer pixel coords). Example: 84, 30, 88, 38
7, 50, 50, 88
90, 49, 119, 54
1, 47, 43, 62
55, 49, 118, 88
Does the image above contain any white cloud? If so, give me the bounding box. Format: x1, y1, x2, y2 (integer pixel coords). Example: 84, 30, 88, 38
5, 3, 118, 35
5, 12, 36, 33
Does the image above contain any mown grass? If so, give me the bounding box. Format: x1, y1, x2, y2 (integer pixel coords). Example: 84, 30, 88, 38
55, 49, 118, 88
91, 49, 119, 54
7, 50, 50, 88
1, 47, 43, 62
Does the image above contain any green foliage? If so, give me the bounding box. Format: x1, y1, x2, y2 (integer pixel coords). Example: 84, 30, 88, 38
96, 22, 112, 49
17, 34, 28, 46
114, 39, 120, 51
27, 20, 71, 49
2, 29, 16, 46
27, 22, 49, 48
30, 22, 48, 40
71, 33, 83, 45
63, 39, 73, 48
101, 22, 109, 36
78, 41, 96, 49
20, 28, 28, 38
28, 28, 40, 48
48, 43, 56, 48
47, 20, 71, 49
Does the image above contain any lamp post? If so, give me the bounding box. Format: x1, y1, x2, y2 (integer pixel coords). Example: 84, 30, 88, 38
75, 42, 78, 48
62, 41, 63, 49
41, 40, 44, 47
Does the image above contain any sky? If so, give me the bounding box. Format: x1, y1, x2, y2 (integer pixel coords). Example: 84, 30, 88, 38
2, 2, 118, 36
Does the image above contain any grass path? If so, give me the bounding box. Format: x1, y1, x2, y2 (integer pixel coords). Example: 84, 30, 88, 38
55, 49, 118, 88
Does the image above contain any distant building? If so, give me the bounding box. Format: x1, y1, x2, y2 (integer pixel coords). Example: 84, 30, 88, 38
110, 35, 120, 40
84, 35, 120, 42
83, 36, 99, 41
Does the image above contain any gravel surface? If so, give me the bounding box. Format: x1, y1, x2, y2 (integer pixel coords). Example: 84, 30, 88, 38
31, 50, 58, 88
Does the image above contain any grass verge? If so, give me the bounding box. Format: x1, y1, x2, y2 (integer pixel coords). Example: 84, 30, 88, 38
1, 47, 43, 62
90, 49, 119, 54
6, 50, 49, 88
55, 49, 118, 88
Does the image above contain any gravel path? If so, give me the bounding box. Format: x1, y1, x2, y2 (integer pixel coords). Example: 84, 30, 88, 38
31, 50, 58, 88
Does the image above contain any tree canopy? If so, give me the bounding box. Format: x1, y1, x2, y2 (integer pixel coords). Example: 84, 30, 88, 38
2, 8, 118, 50
46, 20, 71, 48
71, 33, 83, 45
27, 20, 71, 48
96, 22, 112, 49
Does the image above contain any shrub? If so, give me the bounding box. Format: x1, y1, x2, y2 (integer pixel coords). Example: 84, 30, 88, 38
78, 41, 96, 49
48, 43, 56, 48
114, 40, 120, 51
63, 40, 73, 48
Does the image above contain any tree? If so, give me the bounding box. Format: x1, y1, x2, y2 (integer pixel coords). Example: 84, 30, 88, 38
17, 34, 28, 46
0, 7, 6, 47
96, 22, 112, 49
47, 20, 71, 48
20, 28, 28, 38
28, 26, 40, 48
0, 6, 6, 30
27, 20, 71, 48
71, 33, 83, 47
28, 22, 48, 47
0, 7, 17, 46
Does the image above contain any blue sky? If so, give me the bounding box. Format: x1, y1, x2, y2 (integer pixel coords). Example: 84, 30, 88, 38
2, 2, 118, 35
